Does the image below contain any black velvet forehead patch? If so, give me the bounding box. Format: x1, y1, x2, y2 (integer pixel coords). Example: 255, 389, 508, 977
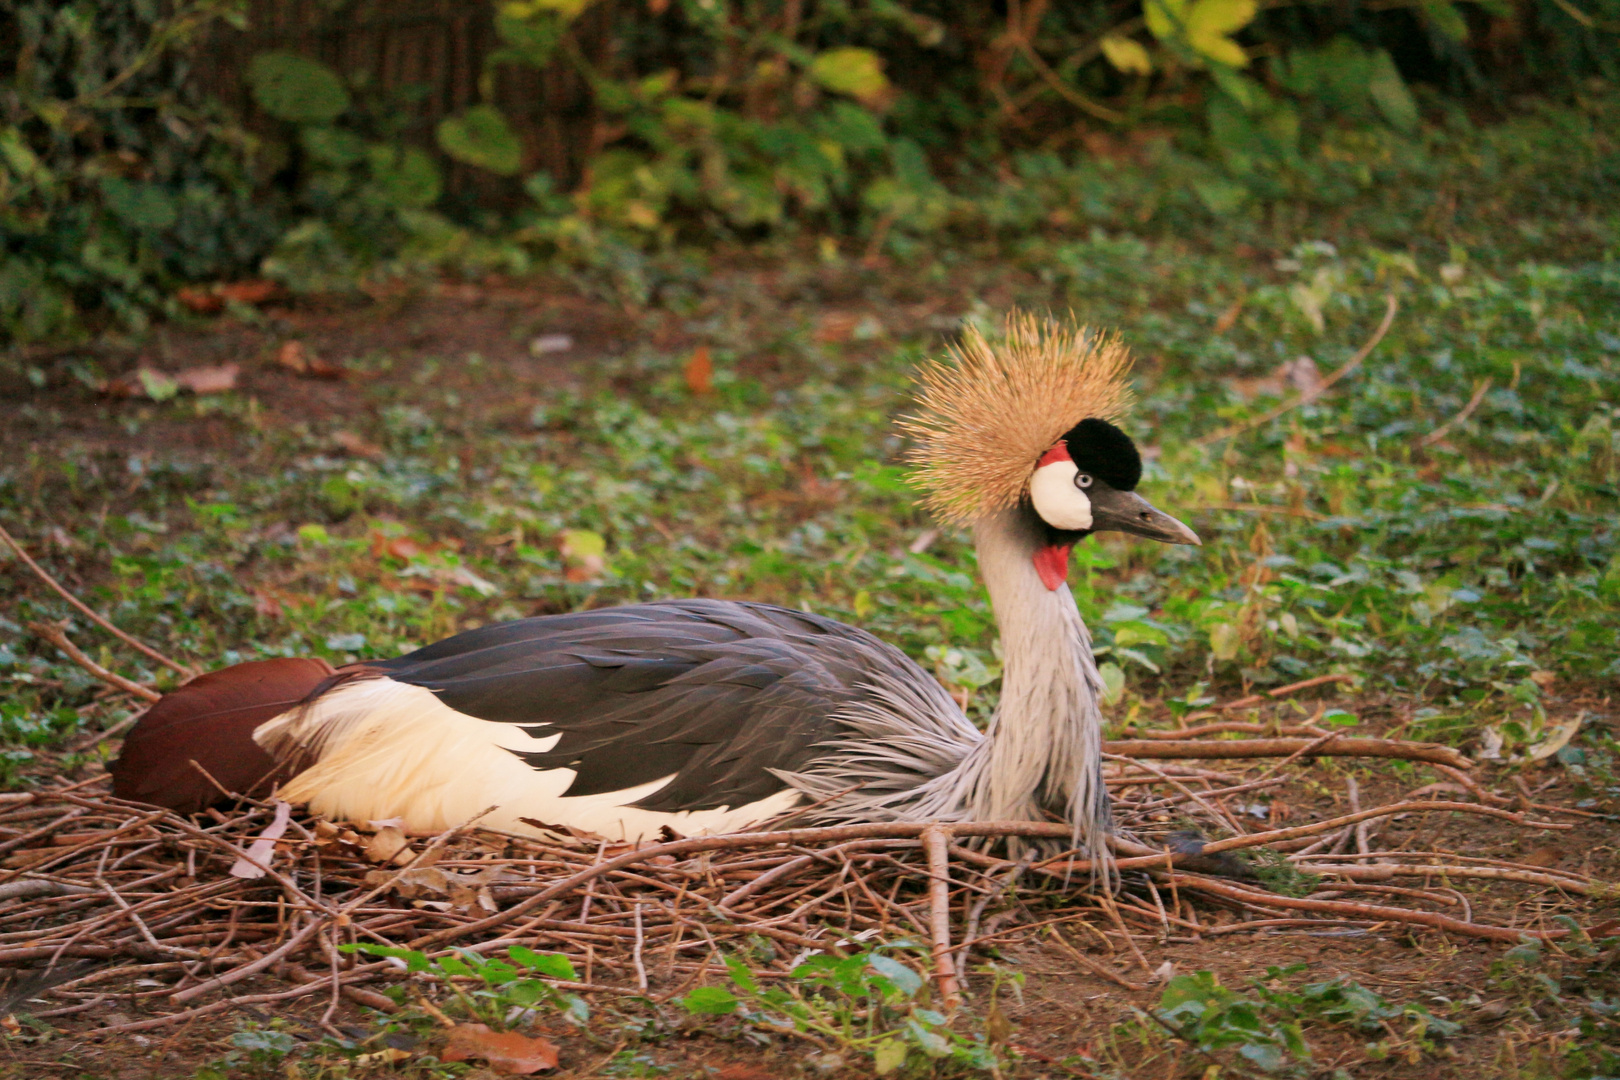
1062, 418, 1142, 491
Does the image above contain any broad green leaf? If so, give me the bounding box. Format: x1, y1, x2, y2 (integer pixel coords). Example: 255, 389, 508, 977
1419, 0, 1469, 40
510, 945, 577, 980
1100, 36, 1153, 75
808, 47, 889, 103
300, 126, 367, 167
1148, 0, 1252, 66
873, 1038, 909, 1074
101, 179, 177, 230
905, 1018, 952, 1057
437, 105, 523, 176
680, 986, 739, 1015
1366, 49, 1419, 132
866, 953, 923, 997
1144, 0, 1190, 43
1188, 0, 1258, 38
1210, 66, 1266, 111
367, 145, 442, 208
1098, 661, 1126, 706
248, 52, 350, 124
1208, 622, 1242, 661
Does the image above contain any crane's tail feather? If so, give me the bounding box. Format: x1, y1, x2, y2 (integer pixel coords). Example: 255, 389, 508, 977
110, 657, 339, 813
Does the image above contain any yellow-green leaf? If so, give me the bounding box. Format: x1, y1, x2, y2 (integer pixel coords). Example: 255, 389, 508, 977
1144, 0, 1190, 43
1187, 0, 1256, 66
1100, 36, 1154, 75
873, 1039, 909, 1075
1188, 0, 1258, 38
808, 47, 889, 103
501, 0, 595, 20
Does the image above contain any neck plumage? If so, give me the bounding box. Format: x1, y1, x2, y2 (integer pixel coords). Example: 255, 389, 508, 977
963, 505, 1112, 860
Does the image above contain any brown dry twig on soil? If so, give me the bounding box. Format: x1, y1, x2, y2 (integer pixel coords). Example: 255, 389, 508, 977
2, 521, 197, 679
1194, 294, 1399, 447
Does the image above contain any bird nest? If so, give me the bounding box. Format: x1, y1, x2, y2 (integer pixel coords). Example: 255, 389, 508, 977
0, 729, 1603, 1042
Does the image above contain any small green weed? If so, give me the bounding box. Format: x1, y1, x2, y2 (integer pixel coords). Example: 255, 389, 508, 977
678, 945, 1014, 1076
341, 943, 591, 1031
1125, 965, 1459, 1077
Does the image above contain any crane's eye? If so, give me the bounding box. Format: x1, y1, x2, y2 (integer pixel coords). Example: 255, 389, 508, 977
1074, 473, 1093, 489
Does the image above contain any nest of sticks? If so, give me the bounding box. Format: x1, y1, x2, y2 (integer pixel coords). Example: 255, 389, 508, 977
0, 700, 1604, 1038
0, 527, 1607, 1039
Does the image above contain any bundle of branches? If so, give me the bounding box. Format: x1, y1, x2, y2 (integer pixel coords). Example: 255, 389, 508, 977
1, 524, 1608, 1038
0, 746, 1600, 1037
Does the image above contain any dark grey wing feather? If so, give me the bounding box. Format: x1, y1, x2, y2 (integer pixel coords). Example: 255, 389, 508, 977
370, 599, 927, 813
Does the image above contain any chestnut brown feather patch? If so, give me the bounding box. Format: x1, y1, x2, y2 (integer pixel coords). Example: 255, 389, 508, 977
111, 657, 336, 813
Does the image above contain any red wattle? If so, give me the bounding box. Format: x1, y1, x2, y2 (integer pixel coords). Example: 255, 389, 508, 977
1033, 543, 1073, 590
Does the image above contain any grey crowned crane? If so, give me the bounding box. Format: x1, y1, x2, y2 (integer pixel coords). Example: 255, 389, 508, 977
111, 313, 1199, 866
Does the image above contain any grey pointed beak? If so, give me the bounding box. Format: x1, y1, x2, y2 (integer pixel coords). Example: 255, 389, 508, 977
1089, 489, 1202, 546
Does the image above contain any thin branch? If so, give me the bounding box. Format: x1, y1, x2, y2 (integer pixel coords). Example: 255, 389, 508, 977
27, 622, 161, 703
2, 521, 197, 678
1194, 294, 1399, 446
922, 825, 961, 1010
1103, 735, 1470, 770
1416, 376, 1493, 447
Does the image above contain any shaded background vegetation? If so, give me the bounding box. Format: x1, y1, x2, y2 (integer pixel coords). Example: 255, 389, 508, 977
3, 0, 1618, 338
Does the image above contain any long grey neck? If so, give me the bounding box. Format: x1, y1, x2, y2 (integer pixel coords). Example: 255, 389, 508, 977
962, 506, 1112, 859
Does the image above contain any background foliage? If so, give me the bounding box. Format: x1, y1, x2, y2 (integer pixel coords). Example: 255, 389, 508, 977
2, 0, 1619, 340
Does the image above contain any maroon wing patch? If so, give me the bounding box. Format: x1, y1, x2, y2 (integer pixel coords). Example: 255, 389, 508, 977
110, 657, 336, 813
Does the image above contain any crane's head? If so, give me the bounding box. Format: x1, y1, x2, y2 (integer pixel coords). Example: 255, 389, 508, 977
1026, 416, 1199, 589
903, 311, 1199, 590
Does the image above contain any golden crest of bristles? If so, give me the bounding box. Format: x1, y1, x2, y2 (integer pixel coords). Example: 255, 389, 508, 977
900, 311, 1133, 526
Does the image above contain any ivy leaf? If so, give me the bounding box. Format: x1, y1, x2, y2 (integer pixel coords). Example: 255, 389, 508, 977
509, 946, 576, 980
1100, 36, 1153, 75
1366, 49, 1419, 132
680, 986, 739, 1015
437, 105, 523, 176
873, 1038, 909, 1074
1146, 0, 1255, 67
866, 953, 922, 997
808, 48, 889, 104
1185, 0, 1256, 67
1419, 0, 1470, 41
248, 52, 350, 124
368, 145, 443, 208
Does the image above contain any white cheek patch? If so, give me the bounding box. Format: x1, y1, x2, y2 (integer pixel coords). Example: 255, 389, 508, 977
1029, 460, 1093, 531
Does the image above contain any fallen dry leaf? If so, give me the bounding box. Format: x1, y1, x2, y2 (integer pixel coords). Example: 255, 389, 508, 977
1521, 847, 1564, 868
218, 279, 280, 305
366, 825, 412, 865
276, 340, 345, 379
174, 363, 240, 395
441, 1024, 559, 1074
176, 287, 223, 314
104, 364, 238, 398
332, 430, 386, 461
684, 344, 713, 394
813, 311, 860, 343
1212, 295, 1245, 334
